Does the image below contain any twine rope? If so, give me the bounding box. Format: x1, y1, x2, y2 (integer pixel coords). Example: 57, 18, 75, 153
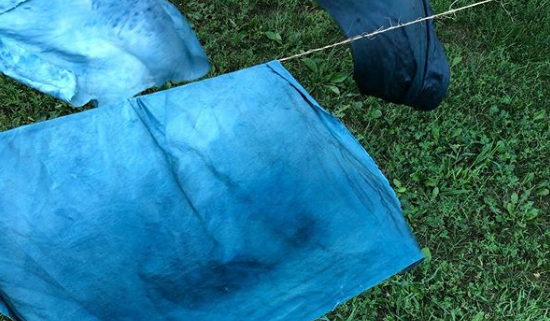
278, 0, 497, 62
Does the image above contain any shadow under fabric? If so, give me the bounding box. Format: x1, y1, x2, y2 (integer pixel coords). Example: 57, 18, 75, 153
0, 61, 423, 321
0, 0, 209, 107
314, 0, 451, 110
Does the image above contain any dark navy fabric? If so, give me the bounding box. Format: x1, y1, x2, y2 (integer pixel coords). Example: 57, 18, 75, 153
315, 0, 450, 110
0, 61, 422, 321
0, 0, 209, 107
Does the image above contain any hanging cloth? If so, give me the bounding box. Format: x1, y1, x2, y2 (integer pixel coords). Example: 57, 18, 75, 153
0, 61, 422, 321
0, 0, 209, 106
315, 0, 451, 110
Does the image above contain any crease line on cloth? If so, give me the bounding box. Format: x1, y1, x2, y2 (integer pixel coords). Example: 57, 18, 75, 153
0, 0, 29, 15
129, 99, 224, 250
266, 61, 418, 245
265, 60, 388, 182
0, 294, 16, 321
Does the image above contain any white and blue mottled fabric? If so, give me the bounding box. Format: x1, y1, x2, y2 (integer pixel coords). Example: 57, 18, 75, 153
0, 0, 209, 106
0, 61, 422, 321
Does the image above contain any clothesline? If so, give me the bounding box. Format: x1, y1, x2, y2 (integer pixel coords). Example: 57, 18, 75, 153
279, 0, 497, 62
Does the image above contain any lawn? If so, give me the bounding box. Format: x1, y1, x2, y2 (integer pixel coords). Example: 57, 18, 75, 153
1, 0, 549, 320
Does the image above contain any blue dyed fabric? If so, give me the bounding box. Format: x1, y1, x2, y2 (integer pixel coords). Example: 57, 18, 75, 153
0, 61, 422, 321
315, 0, 450, 110
0, 299, 12, 319
0, 0, 209, 107
0, 0, 26, 13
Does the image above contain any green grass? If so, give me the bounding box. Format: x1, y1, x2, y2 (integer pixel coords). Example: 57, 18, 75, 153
1, 0, 549, 320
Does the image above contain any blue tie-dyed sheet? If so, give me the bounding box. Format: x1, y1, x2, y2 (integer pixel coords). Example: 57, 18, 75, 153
0, 0, 209, 107
0, 61, 423, 321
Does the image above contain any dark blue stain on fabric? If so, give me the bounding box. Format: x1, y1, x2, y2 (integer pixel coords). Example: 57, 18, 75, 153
0, 61, 423, 321
315, 0, 451, 110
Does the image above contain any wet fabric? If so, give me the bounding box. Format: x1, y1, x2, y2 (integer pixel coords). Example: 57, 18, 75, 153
315, 0, 450, 110
0, 61, 423, 321
0, 0, 209, 107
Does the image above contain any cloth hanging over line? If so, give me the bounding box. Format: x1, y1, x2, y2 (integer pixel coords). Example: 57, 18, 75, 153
0, 0, 209, 107
315, 0, 451, 110
0, 61, 423, 321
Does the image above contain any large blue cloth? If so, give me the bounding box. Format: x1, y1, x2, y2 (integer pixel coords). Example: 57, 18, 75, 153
0, 61, 422, 321
0, 0, 209, 107
315, 0, 450, 110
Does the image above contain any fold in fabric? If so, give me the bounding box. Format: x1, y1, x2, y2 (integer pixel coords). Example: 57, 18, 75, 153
0, 299, 13, 319
0, 61, 423, 321
0, 0, 209, 107
315, 0, 450, 110
0, 0, 28, 14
